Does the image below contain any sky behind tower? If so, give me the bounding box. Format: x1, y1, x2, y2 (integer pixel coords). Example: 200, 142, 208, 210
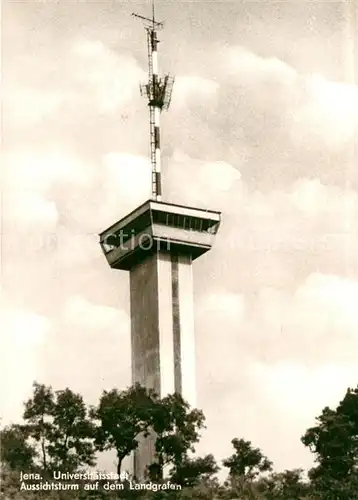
1, 0, 358, 474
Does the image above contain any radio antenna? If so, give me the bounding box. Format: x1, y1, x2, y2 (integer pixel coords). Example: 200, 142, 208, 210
132, 2, 174, 201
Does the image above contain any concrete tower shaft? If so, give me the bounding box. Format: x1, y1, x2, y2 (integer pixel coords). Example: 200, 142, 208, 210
130, 251, 195, 402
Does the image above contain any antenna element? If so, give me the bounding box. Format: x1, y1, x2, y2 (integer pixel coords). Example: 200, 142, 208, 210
132, 5, 174, 201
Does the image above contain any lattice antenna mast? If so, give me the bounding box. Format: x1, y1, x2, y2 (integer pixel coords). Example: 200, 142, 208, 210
132, 2, 174, 201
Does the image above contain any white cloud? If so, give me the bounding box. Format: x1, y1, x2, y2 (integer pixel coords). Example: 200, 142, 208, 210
291, 273, 358, 334
196, 292, 246, 386
235, 273, 358, 365
254, 361, 358, 421
225, 46, 297, 85
1, 151, 93, 229
73, 39, 106, 58
195, 273, 358, 419
4, 88, 63, 126
198, 160, 241, 191
0, 310, 51, 423
172, 76, 219, 108
219, 180, 358, 257
72, 38, 146, 113
62, 295, 129, 331
196, 277, 358, 474
288, 178, 358, 231
292, 75, 358, 148
0, 310, 49, 346
235, 361, 358, 471
100, 152, 151, 223
54, 230, 100, 268
42, 296, 131, 400
198, 291, 245, 321
165, 152, 242, 210
4, 191, 59, 228
2, 152, 90, 192
221, 46, 358, 153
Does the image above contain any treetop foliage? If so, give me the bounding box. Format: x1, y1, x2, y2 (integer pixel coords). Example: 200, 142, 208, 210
2, 382, 358, 499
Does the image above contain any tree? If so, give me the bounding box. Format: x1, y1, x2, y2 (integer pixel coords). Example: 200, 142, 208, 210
23, 382, 96, 473
302, 386, 358, 499
223, 438, 272, 479
23, 382, 55, 471
148, 393, 206, 481
170, 454, 219, 488
93, 386, 207, 484
47, 388, 96, 471
223, 438, 272, 499
0, 424, 36, 471
92, 384, 155, 477
177, 476, 225, 500
257, 468, 310, 499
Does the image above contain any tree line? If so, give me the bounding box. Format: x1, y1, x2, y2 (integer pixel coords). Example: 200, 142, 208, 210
1, 382, 358, 499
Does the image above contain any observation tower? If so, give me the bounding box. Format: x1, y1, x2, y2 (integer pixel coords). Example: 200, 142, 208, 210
99, 2, 221, 480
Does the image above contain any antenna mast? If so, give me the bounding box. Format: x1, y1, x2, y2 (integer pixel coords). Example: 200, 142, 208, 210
132, 2, 174, 201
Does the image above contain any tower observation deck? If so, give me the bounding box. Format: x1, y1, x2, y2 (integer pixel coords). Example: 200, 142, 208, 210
99, 3, 221, 481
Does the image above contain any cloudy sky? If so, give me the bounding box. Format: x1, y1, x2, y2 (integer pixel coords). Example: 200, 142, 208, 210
1, 0, 358, 474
